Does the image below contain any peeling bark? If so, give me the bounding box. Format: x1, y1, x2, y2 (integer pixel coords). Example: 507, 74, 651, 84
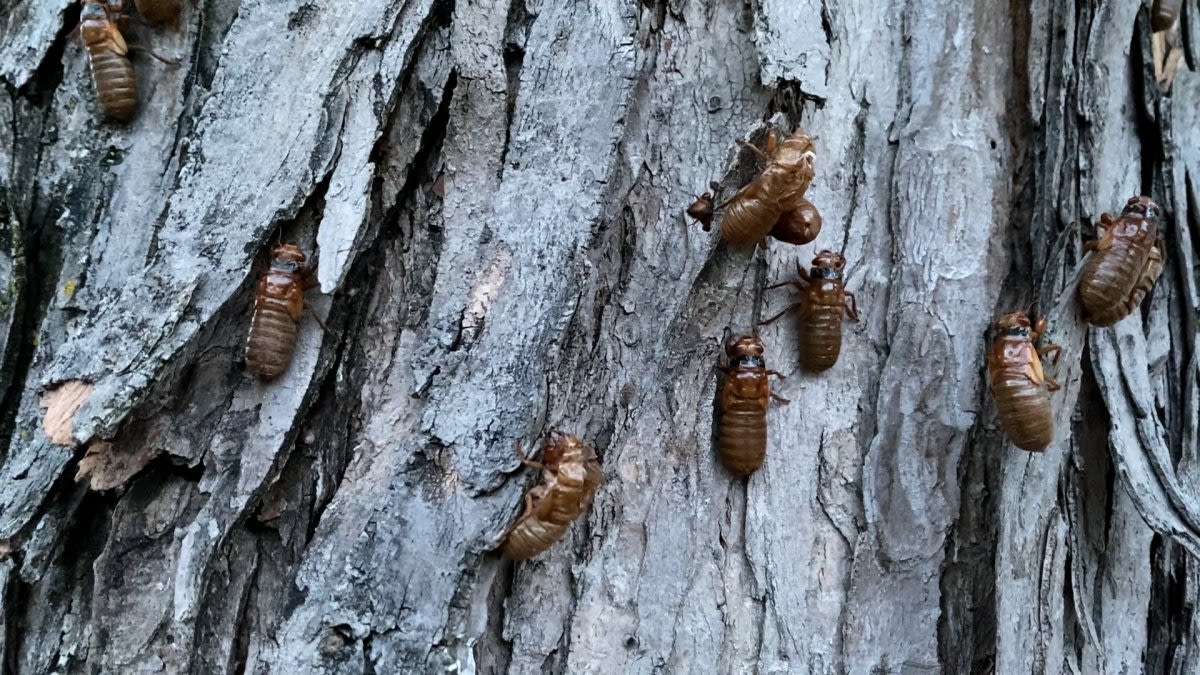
0, 0, 1198, 673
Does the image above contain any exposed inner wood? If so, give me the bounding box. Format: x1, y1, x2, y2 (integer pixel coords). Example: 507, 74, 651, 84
38, 380, 94, 446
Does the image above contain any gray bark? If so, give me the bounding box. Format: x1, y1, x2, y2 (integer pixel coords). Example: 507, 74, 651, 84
0, 0, 1197, 673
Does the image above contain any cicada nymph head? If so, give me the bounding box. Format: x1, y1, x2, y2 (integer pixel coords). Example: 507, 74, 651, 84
991, 310, 1032, 337
810, 250, 846, 278
1121, 195, 1160, 220
686, 192, 717, 231
725, 334, 765, 360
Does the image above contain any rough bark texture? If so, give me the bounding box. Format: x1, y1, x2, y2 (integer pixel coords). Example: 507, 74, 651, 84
0, 0, 1198, 673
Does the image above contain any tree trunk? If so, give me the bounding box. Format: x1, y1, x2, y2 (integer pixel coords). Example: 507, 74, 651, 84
0, 0, 1198, 672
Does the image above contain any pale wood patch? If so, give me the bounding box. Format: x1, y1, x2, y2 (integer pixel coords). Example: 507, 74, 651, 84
39, 380, 94, 446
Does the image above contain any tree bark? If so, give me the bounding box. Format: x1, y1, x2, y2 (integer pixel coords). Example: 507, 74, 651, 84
0, 0, 1198, 673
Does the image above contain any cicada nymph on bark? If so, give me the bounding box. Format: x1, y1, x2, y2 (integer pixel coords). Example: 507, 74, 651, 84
716, 335, 787, 476
686, 128, 823, 248
762, 250, 858, 372
1077, 196, 1164, 327
79, 0, 179, 122
719, 128, 820, 248
79, 0, 138, 122
1151, 0, 1181, 32
245, 243, 320, 381
502, 432, 602, 560
987, 311, 1062, 452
